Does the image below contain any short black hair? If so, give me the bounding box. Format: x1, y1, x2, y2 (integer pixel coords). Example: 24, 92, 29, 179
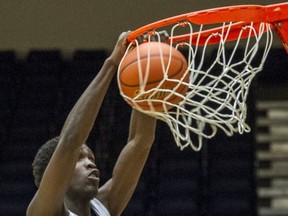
32, 136, 59, 187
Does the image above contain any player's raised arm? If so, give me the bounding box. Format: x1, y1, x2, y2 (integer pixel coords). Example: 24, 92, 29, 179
97, 109, 157, 216
26, 32, 129, 216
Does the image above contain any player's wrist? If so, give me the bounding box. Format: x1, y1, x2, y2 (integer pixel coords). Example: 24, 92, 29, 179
106, 56, 120, 68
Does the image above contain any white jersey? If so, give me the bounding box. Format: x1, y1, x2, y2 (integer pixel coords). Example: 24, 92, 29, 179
68, 198, 110, 216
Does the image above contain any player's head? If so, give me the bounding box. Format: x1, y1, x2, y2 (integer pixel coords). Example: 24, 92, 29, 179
32, 137, 100, 198
66, 144, 100, 199
32, 137, 59, 187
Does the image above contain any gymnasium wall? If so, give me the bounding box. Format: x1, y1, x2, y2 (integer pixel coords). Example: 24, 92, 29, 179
0, 0, 286, 57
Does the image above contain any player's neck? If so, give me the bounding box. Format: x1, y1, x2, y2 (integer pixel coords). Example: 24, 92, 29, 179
65, 196, 91, 216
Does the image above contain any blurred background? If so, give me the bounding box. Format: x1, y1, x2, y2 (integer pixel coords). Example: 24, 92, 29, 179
0, 0, 288, 215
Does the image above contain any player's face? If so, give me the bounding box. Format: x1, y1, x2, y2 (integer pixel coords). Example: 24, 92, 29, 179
67, 145, 100, 199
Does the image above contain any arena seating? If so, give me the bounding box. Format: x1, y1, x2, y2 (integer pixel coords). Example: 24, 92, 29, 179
0, 48, 268, 216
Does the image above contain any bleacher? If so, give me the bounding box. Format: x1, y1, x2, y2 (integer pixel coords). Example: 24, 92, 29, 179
1, 47, 285, 216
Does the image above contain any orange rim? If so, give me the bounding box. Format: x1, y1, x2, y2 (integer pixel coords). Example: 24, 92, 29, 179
127, 3, 288, 50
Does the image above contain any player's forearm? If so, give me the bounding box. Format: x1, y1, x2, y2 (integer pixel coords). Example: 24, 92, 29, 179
59, 58, 117, 149
107, 110, 156, 215
128, 109, 157, 146
59, 32, 128, 150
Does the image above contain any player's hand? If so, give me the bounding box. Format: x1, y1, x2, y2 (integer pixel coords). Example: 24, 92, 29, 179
110, 31, 131, 66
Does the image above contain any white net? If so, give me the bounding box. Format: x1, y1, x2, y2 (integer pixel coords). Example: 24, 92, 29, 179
118, 21, 273, 151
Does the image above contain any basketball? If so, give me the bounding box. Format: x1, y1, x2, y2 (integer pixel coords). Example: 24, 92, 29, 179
118, 42, 189, 111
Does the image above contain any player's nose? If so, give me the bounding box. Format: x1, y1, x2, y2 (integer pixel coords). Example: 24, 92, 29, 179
89, 162, 97, 169
85, 159, 97, 169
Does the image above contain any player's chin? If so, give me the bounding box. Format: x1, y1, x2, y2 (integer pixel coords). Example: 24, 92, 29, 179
84, 178, 99, 191
88, 179, 100, 190
85, 184, 99, 198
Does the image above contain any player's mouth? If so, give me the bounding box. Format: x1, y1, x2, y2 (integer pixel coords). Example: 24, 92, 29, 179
88, 169, 100, 182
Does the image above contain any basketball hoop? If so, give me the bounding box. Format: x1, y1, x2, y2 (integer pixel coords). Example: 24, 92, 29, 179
117, 3, 288, 151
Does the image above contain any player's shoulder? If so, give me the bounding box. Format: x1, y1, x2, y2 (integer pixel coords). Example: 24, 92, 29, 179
26, 192, 68, 216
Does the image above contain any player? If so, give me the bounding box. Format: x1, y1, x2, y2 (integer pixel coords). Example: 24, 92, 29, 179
26, 31, 157, 216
